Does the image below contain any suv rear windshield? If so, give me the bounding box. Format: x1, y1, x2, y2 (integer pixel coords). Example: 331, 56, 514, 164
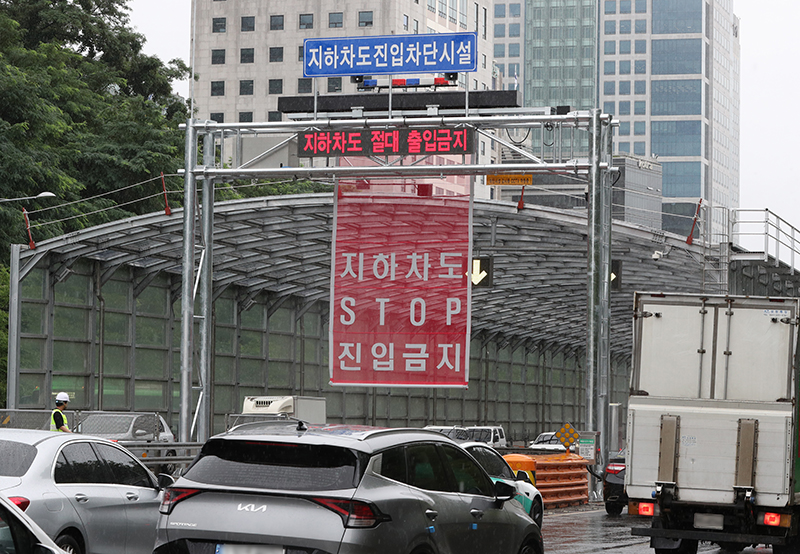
185, 439, 364, 491
0, 440, 37, 477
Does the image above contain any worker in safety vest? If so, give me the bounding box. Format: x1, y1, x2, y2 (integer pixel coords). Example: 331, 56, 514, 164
50, 392, 72, 432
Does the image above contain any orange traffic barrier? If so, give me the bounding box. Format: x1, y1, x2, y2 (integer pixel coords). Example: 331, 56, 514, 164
503, 453, 537, 484
505, 452, 589, 508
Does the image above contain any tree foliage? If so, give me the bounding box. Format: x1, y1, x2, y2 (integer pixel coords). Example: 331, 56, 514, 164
0, 0, 190, 407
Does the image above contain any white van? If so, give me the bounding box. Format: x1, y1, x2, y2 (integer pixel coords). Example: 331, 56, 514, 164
465, 425, 507, 448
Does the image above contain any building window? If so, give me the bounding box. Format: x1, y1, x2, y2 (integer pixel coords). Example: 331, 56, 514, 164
619, 121, 631, 135
508, 63, 520, 78
603, 101, 615, 115
635, 40, 647, 54
509, 43, 520, 57
239, 80, 254, 95
604, 41, 616, 55
633, 142, 645, 156
413, 19, 419, 33
403, 14, 409, 31
211, 49, 226, 64
358, 11, 373, 27
494, 44, 505, 57
620, 20, 631, 34
635, 60, 647, 74
620, 40, 631, 54
620, 0, 631, 13
619, 60, 631, 74
634, 101, 646, 115
298, 46, 304, 61
241, 16, 255, 32
268, 111, 282, 122
241, 48, 254, 64
635, 0, 647, 13
494, 24, 505, 38
269, 47, 284, 62
604, 21, 616, 35
299, 14, 313, 29
652, 39, 701, 74
482, 54, 487, 69
619, 101, 630, 115
604, 81, 616, 95
653, 0, 701, 34
329, 12, 343, 28
298, 78, 312, 94
210, 113, 224, 123
509, 3, 521, 17
635, 20, 647, 33
619, 81, 631, 95
634, 121, 646, 135
604, 1, 616, 14
604, 61, 616, 75
270, 15, 284, 30
239, 112, 253, 123
652, 80, 702, 115
327, 77, 342, 93
211, 81, 225, 96
618, 142, 630, 153
495, 4, 506, 17
634, 80, 646, 94
509, 23, 520, 37
662, 162, 702, 197
212, 18, 226, 33
268, 79, 283, 94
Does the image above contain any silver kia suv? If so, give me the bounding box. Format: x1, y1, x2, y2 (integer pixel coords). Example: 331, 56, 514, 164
153, 422, 543, 554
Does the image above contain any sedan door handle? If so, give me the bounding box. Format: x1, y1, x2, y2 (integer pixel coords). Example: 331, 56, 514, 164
74, 494, 89, 503
425, 509, 438, 521
470, 509, 484, 520
126, 492, 139, 501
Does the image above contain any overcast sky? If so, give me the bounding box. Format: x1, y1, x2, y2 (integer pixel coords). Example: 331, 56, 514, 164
126, 0, 800, 237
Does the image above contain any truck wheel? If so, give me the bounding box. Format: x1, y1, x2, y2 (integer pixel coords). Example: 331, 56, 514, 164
605, 502, 623, 516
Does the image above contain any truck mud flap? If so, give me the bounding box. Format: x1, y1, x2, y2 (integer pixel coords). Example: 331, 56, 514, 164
631, 526, 787, 546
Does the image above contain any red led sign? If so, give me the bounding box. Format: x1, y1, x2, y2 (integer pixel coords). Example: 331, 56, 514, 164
298, 128, 474, 157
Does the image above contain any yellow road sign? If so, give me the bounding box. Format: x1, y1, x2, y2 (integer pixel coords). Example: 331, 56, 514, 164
486, 174, 533, 186
555, 422, 580, 448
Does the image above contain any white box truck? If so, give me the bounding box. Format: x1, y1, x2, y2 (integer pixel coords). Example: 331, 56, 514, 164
628, 293, 800, 554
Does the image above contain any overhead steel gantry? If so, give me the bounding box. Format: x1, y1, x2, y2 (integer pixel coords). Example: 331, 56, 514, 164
179, 96, 616, 468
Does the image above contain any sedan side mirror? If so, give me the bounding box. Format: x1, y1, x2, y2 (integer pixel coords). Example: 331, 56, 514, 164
157, 473, 176, 490
515, 470, 531, 483
494, 479, 516, 502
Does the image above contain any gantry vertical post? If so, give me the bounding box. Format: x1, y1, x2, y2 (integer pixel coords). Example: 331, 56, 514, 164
180, 119, 198, 442
197, 131, 215, 442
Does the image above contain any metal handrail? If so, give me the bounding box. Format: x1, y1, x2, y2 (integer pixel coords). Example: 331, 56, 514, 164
732, 209, 799, 273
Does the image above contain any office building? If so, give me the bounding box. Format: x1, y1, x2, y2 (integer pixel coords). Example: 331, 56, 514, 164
600, 0, 740, 236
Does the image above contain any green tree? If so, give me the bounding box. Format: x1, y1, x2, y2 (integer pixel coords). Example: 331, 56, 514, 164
0, 1, 190, 407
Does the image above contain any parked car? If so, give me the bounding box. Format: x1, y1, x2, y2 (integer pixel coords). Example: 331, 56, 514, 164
465, 425, 507, 447
602, 448, 627, 515
0, 429, 170, 554
0, 494, 65, 554
153, 423, 543, 554
76, 413, 177, 474
423, 425, 470, 440
459, 441, 544, 528
529, 431, 575, 451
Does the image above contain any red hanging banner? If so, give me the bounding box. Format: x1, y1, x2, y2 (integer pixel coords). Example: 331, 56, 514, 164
329, 193, 471, 388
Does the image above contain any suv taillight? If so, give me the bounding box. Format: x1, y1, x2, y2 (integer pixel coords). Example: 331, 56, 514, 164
159, 488, 201, 514
312, 497, 390, 528
605, 463, 625, 474
8, 497, 30, 511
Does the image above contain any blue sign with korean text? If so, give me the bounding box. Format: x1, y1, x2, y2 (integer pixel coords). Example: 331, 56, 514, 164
303, 33, 478, 77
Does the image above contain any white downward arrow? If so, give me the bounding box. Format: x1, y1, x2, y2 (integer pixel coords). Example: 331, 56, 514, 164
471, 259, 488, 285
